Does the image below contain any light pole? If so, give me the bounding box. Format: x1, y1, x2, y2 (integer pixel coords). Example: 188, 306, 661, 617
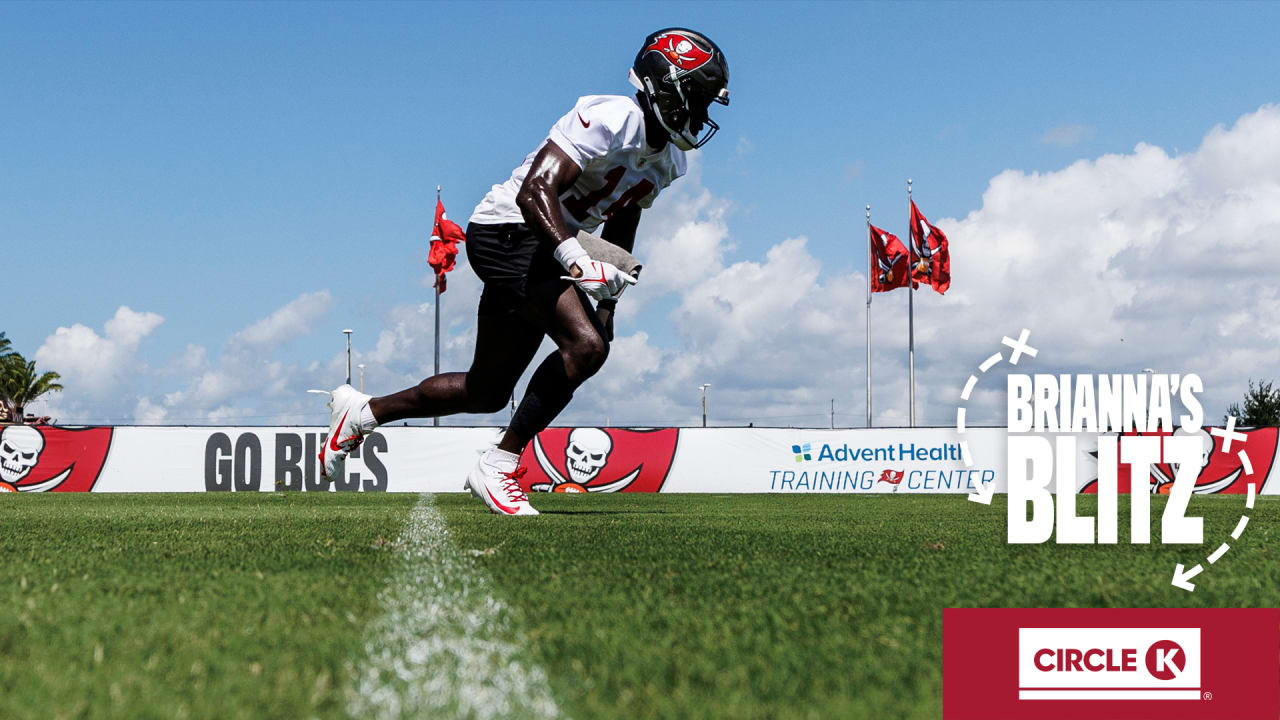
358, 364, 365, 393
865, 203, 872, 429
699, 384, 711, 428
343, 329, 353, 385
908, 178, 915, 428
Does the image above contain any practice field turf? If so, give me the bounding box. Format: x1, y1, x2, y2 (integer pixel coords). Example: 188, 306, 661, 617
1, 493, 1275, 719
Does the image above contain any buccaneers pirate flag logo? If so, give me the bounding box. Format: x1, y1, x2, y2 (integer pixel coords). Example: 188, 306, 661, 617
1079, 426, 1278, 495
0, 425, 113, 493
869, 223, 909, 293
517, 428, 679, 493
909, 199, 951, 294
645, 32, 712, 73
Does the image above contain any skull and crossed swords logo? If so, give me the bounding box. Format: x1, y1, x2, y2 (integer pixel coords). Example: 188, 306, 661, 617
530, 428, 641, 493
0, 425, 67, 492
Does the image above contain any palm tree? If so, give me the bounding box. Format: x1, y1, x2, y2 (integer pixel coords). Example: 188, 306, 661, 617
0, 334, 14, 422
0, 354, 63, 421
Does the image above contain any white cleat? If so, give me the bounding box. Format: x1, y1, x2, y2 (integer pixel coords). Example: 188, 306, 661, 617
318, 384, 372, 483
465, 449, 539, 516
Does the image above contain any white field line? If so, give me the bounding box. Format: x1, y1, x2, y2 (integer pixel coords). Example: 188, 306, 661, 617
346, 494, 561, 720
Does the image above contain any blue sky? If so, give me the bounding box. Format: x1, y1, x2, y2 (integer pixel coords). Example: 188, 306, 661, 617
3, 1, 1279, 426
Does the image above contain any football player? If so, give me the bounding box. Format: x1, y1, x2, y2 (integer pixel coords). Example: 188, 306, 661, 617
319, 28, 729, 515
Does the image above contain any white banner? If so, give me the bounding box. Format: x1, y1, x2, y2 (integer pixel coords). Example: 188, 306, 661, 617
0, 424, 1274, 494
653, 428, 1004, 494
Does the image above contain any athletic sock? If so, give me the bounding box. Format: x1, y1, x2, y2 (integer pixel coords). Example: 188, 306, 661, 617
357, 401, 379, 433
508, 352, 575, 442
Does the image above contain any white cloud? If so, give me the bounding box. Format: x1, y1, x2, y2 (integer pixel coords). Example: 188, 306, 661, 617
134, 396, 168, 425
32, 292, 342, 424
28, 104, 1280, 430
1042, 123, 1095, 147
578, 232, 869, 427
124, 280, 496, 427
104, 307, 165, 346
164, 344, 209, 376
627, 153, 733, 299
917, 103, 1280, 424
35, 306, 163, 399
573, 104, 1280, 428
155, 290, 340, 422
231, 291, 332, 350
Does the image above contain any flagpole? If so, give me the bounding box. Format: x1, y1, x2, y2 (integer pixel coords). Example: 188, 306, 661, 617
907, 178, 915, 428
865, 203, 872, 428
433, 184, 441, 428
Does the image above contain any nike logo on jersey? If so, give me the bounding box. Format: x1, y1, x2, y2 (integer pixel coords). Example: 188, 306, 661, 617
577, 112, 590, 128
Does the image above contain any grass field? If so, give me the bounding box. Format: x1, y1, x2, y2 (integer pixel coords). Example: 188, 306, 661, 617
1, 493, 1275, 719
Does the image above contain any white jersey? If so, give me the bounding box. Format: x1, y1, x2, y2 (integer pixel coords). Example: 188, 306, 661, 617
469, 95, 687, 233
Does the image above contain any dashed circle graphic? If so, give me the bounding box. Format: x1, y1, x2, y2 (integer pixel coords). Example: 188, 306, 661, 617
956, 329, 1258, 591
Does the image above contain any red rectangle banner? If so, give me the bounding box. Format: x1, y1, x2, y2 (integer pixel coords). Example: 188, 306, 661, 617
944, 607, 1278, 719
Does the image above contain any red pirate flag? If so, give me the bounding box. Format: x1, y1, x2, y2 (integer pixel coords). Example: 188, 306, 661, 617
869, 223, 910, 293
879, 469, 905, 485
908, 199, 951, 294
428, 197, 466, 292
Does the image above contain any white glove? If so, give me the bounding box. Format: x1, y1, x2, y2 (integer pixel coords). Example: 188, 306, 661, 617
562, 259, 636, 301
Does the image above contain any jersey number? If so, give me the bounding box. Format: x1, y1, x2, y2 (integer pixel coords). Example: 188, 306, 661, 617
563, 166, 655, 223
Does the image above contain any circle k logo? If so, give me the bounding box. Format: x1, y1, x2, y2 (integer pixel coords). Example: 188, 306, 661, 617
1018, 627, 1201, 701
1031, 638, 1187, 678
945, 608, 1280, 719
1146, 639, 1186, 680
